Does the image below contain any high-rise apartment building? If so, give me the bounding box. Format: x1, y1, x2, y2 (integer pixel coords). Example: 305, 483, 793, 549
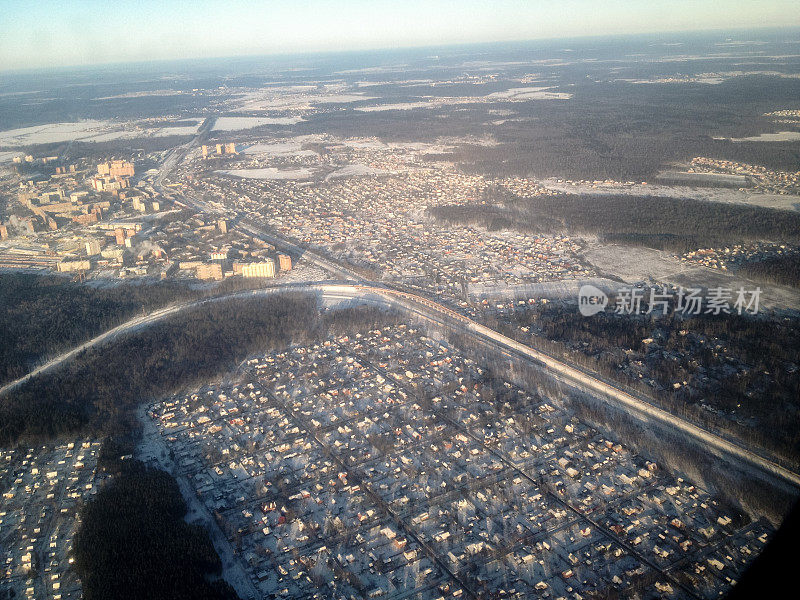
241, 260, 276, 278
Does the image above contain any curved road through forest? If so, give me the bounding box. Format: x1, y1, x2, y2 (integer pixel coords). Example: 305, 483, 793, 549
2, 281, 799, 492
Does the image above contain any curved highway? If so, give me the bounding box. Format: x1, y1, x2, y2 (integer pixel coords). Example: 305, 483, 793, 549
176, 192, 366, 282
150, 121, 366, 283
2, 281, 799, 492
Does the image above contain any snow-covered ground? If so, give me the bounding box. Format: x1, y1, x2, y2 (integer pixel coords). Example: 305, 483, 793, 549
230, 88, 375, 111
216, 167, 314, 180
0, 121, 109, 146
242, 141, 317, 157
313, 93, 376, 103
0, 120, 201, 147
94, 90, 185, 100
486, 86, 572, 100
0, 150, 24, 163
538, 178, 800, 212
325, 164, 393, 180
355, 88, 572, 113
468, 277, 619, 300
136, 405, 260, 600
212, 116, 304, 131
356, 101, 431, 112
583, 241, 800, 309
728, 131, 800, 142
277, 261, 331, 283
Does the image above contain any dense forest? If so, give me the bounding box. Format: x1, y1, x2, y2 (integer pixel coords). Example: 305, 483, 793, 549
429, 191, 800, 253
0, 294, 318, 446
453, 75, 800, 181
486, 302, 800, 463
0, 272, 309, 386
322, 304, 402, 335
0, 273, 202, 385
738, 253, 800, 288
454, 128, 800, 182
0, 297, 402, 447
74, 459, 240, 600
302, 74, 800, 182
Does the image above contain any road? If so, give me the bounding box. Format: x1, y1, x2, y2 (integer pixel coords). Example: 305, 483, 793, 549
3, 282, 800, 493
5, 133, 792, 598
149, 124, 366, 282
137, 404, 261, 599
153, 116, 214, 190
177, 191, 366, 282
140, 119, 798, 492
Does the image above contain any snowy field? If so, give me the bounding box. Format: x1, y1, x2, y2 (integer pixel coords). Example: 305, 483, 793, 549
728, 131, 800, 142
212, 116, 304, 131
0, 150, 25, 163
468, 277, 619, 300
584, 241, 800, 309
355, 88, 572, 112
216, 167, 313, 180
314, 93, 376, 103
94, 90, 185, 100
486, 86, 573, 100
538, 178, 800, 212
0, 120, 201, 147
242, 141, 317, 157
355, 101, 431, 112
325, 164, 393, 180
231, 88, 375, 111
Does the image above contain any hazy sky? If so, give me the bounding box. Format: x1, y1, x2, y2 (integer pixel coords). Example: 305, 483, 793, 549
1, 0, 799, 71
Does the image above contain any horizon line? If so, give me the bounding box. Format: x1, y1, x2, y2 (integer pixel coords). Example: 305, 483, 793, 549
2, 24, 799, 77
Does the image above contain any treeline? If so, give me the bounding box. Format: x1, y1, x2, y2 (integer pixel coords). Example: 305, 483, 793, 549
74, 459, 240, 600
0, 296, 405, 447
429, 192, 800, 253
487, 304, 800, 463
0, 294, 318, 446
0, 273, 203, 386
322, 304, 402, 335
451, 75, 800, 181
738, 253, 800, 288
599, 233, 715, 254
0, 272, 314, 387
456, 130, 800, 183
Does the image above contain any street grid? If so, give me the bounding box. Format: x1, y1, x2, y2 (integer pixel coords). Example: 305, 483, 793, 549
143, 324, 772, 600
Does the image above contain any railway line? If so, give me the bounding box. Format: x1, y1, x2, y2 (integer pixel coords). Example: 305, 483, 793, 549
10, 134, 779, 512
3, 281, 800, 493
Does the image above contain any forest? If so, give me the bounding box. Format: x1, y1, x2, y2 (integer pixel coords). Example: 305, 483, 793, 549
0, 294, 318, 446
429, 190, 800, 253
0, 296, 401, 447
1, 299, 401, 598
305, 73, 800, 182
0, 273, 202, 385
74, 459, 240, 600
0, 272, 307, 386
454, 126, 800, 182
485, 301, 800, 463
454, 74, 800, 181
738, 253, 800, 288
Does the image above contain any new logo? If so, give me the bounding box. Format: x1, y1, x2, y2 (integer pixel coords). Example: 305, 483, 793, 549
578, 285, 608, 316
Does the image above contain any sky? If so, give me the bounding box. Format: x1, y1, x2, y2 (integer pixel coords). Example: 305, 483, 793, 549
1, 0, 799, 71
